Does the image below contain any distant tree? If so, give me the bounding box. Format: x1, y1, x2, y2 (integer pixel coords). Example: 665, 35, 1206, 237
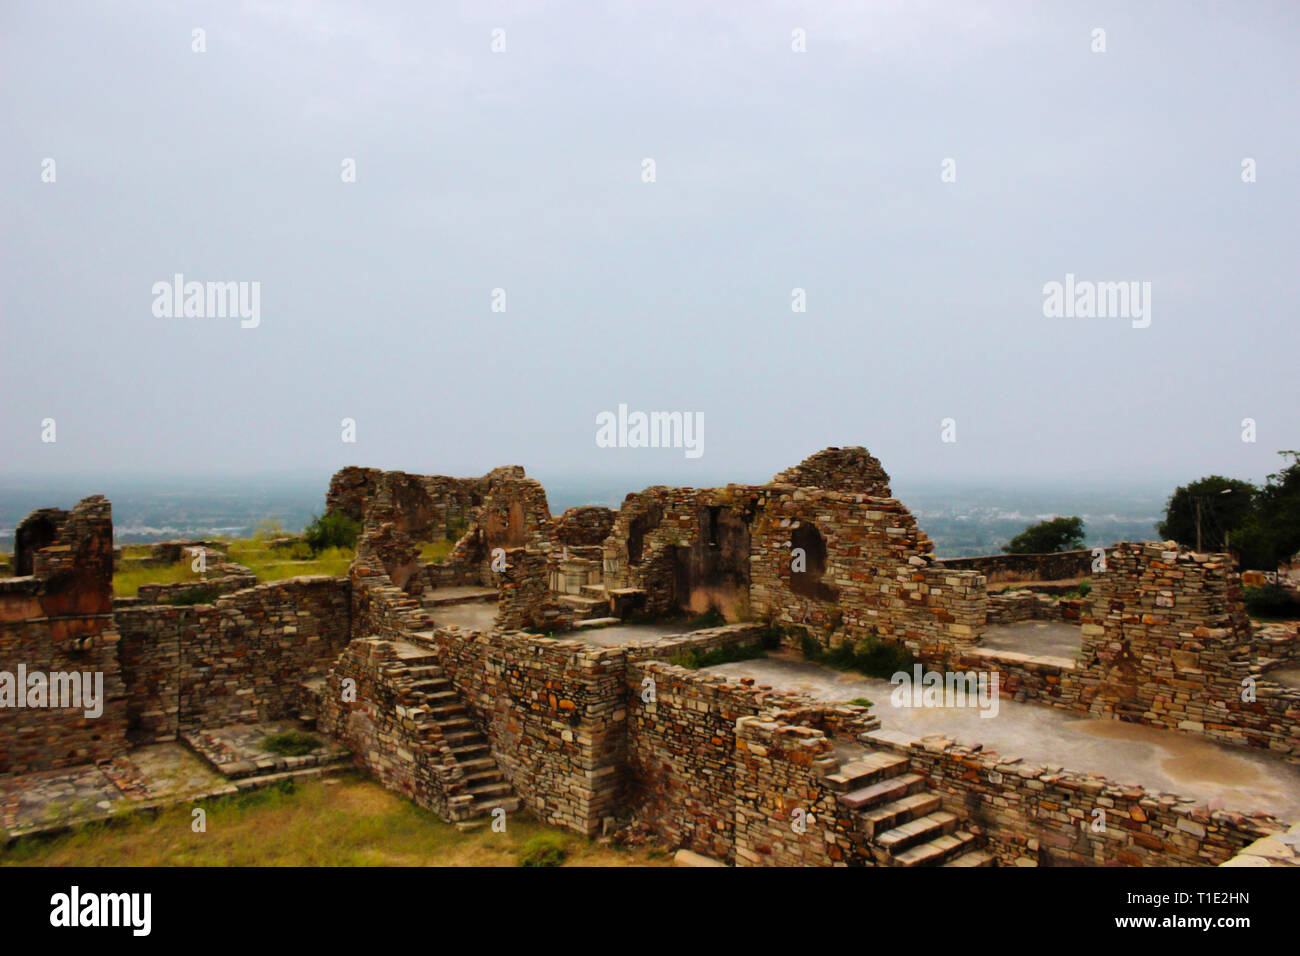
1158, 476, 1256, 551
1232, 452, 1300, 571
304, 512, 359, 553
1002, 516, 1085, 554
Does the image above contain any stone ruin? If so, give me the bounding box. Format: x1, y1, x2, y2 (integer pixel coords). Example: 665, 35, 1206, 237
2, 447, 1298, 865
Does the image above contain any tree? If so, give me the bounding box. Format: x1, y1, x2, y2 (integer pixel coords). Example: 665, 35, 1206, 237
304, 512, 360, 553
1232, 452, 1300, 571
1158, 476, 1256, 551
1002, 516, 1085, 554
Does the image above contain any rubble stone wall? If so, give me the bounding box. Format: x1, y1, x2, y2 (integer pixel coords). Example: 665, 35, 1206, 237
866, 732, 1280, 866
938, 550, 1095, 583
0, 497, 127, 775
430, 628, 625, 835
114, 576, 350, 741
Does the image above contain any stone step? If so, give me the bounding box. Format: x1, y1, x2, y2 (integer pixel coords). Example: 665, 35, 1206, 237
442, 730, 482, 746
944, 847, 995, 867
875, 810, 959, 855
472, 796, 521, 814
467, 781, 513, 798
892, 830, 977, 868
457, 757, 498, 773
421, 690, 460, 703
575, 617, 621, 629
450, 743, 489, 759
558, 594, 606, 609
403, 665, 445, 679
580, 584, 609, 599
823, 752, 910, 792
428, 703, 466, 717
860, 791, 941, 838
838, 773, 924, 811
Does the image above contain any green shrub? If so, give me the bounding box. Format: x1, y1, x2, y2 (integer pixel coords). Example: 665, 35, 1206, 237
517, 834, 567, 867
163, 586, 220, 606
261, 730, 322, 757
1075, 580, 1092, 598
304, 511, 360, 554
848, 697, 874, 708
1244, 584, 1300, 619
798, 629, 823, 661
668, 642, 766, 670
852, 636, 915, 679
687, 604, 727, 629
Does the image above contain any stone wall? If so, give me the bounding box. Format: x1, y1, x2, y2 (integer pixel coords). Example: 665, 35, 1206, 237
938, 550, 1095, 583
749, 488, 987, 657
771, 446, 892, 496
317, 636, 477, 821
0, 497, 127, 775
114, 576, 350, 741
1075, 542, 1300, 755
430, 628, 625, 835
865, 730, 1281, 866
555, 506, 616, 547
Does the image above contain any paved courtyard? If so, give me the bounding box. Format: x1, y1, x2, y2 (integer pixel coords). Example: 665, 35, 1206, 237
708, 652, 1300, 821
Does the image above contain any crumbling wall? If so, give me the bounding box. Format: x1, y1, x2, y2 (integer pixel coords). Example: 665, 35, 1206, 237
937, 550, 1095, 583
431, 628, 625, 835
749, 488, 986, 657
555, 506, 616, 547
0, 497, 127, 775
771, 446, 892, 496
114, 576, 350, 741
1074, 543, 1300, 755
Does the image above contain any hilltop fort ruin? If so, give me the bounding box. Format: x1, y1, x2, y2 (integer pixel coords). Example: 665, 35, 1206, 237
3, 448, 1298, 866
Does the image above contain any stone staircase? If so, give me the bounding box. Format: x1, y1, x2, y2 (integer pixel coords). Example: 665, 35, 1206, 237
394, 645, 520, 819
824, 751, 994, 867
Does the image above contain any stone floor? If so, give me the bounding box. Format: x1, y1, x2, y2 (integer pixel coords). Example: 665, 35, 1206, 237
182, 720, 350, 779
708, 651, 1300, 822
1269, 666, 1300, 689
979, 620, 1083, 660
0, 743, 228, 838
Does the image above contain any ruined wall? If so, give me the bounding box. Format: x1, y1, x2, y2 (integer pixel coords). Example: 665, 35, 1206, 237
0, 497, 127, 775
493, 548, 572, 632
555, 506, 616, 547
1074, 543, 1300, 755
938, 550, 1095, 583
114, 576, 350, 741
771, 446, 892, 496
865, 731, 1280, 866
749, 488, 987, 657
430, 628, 625, 835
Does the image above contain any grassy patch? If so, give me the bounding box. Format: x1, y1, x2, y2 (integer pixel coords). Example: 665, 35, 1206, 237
0, 774, 668, 867
113, 561, 204, 598
517, 833, 567, 867
668, 642, 766, 670
419, 539, 456, 563
261, 730, 322, 757
799, 631, 916, 681
847, 697, 874, 708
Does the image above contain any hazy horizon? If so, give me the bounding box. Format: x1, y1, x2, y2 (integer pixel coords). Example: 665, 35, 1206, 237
3, 1, 1298, 485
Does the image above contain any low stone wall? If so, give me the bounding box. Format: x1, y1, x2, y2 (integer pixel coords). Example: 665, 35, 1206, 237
134, 569, 257, 605
865, 730, 1281, 866
555, 507, 616, 547
937, 550, 1095, 583
429, 628, 625, 835
114, 576, 350, 741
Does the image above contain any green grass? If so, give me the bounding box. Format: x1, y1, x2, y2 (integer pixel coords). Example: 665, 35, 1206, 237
114, 537, 356, 598
419, 539, 456, 563
261, 730, 322, 757
668, 642, 766, 670
0, 775, 669, 867
796, 629, 917, 680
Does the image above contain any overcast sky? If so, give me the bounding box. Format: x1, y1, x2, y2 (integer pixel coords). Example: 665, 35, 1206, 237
2, 1, 1297, 489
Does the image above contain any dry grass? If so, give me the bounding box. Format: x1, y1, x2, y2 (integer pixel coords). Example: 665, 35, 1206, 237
419, 539, 456, 563
113, 538, 355, 597
0, 775, 670, 868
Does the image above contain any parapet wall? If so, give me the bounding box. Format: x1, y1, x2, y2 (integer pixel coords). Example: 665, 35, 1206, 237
937, 550, 1095, 583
